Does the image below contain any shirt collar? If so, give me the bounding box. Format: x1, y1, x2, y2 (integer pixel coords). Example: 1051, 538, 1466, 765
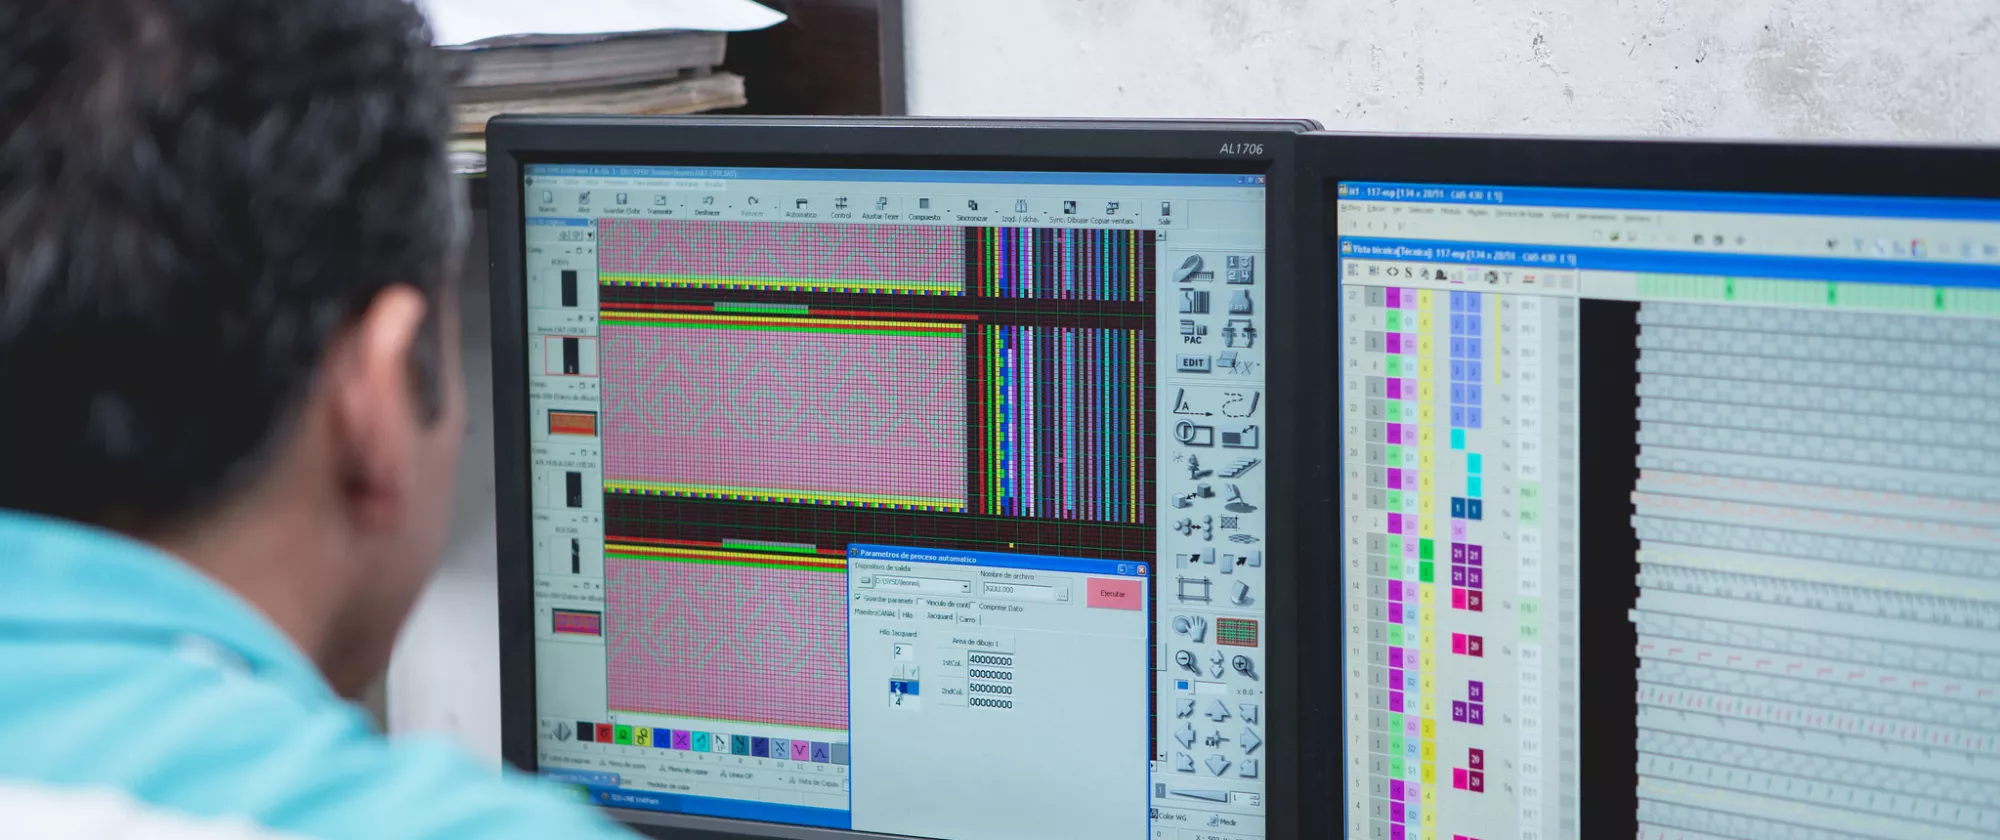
0, 509, 334, 700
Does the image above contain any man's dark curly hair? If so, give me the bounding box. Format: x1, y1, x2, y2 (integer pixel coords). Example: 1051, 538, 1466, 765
0, 0, 462, 528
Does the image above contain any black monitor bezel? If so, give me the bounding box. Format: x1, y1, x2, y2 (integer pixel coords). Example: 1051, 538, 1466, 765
1299, 132, 2000, 840
487, 115, 1319, 840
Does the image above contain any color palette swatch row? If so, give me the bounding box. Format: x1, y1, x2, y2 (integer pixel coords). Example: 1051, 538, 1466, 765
575, 719, 850, 766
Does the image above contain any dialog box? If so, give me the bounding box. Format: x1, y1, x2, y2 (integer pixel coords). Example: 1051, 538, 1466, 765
847, 545, 1151, 840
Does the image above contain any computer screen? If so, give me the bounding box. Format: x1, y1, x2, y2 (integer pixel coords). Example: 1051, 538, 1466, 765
1336, 180, 2000, 839
517, 162, 1274, 839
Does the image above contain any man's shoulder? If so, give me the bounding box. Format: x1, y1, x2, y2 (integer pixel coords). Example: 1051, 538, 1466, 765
0, 638, 633, 840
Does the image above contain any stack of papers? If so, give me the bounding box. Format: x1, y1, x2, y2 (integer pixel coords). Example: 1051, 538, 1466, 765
422, 0, 785, 173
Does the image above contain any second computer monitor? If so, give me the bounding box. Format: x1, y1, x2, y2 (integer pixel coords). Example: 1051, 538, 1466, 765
1317, 136, 2000, 840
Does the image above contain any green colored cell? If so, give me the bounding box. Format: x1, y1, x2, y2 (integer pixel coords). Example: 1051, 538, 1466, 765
1386, 355, 1403, 377
1387, 444, 1403, 463
1390, 712, 1405, 730
1387, 490, 1403, 511
1390, 734, 1405, 755
1388, 625, 1405, 646
1387, 556, 1404, 579
1390, 756, 1406, 779
614, 725, 633, 746
1386, 310, 1403, 331
1420, 561, 1434, 583
1387, 401, 1402, 422
1419, 539, 1435, 560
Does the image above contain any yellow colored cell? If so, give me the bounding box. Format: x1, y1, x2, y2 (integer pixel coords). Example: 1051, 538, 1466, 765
1422, 651, 1437, 671
1421, 697, 1436, 717
1418, 358, 1433, 378
1421, 741, 1436, 762
1419, 586, 1436, 607
1419, 290, 1435, 309
1420, 477, 1435, 498
1419, 335, 1434, 357
1422, 720, 1436, 740
1423, 785, 1436, 806
1419, 428, 1435, 448
1418, 382, 1434, 403
1418, 310, 1434, 332
1421, 674, 1436, 694
634, 727, 653, 748
1420, 518, 1435, 538
1422, 762, 1436, 784
1424, 812, 1437, 829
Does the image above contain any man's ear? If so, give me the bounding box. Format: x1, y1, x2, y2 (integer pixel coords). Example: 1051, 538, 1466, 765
327, 286, 431, 529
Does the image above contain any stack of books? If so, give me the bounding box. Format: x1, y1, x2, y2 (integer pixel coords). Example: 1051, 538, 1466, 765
445, 29, 749, 174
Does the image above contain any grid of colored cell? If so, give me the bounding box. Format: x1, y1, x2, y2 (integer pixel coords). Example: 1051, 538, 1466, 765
1364, 285, 1439, 840
1448, 291, 1483, 433
967, 227, 1154, 301
1449, 542, 1484, 613
603, 546, 848, 730
1450, 680, 1486, 726
599, 313, 967, 511
1452, 748, 1486, 793
598, 218, 964, 295
976, 324, 1146, 523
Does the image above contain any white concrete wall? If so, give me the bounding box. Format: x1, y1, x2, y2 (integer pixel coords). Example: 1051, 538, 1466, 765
906, 0, 2000, 141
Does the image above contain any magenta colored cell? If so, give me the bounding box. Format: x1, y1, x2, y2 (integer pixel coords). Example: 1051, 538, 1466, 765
1389, 691, 1405, 713
1467, 635, 1484, 656
1469, 704, 1484, 725
1450, 566, 1467, 587
792, 740, 812, 761
1386, 378, 1402, 399
1452, 701, 1467, 722
1466, 544, 1483, 565
1451, 543, 1466, 563
1469, 770, 1485, 792
1451, 633, 1467, 654
1453, 768, 1468, 790
1387, 332, 1403, 354
1451, 587, 1467, 610
671, 730, 692, 750
1391, 779, 1405, 800
1388, 580, 1404, 601
1387, 513, 1403, 534
1388, 467, 1403, 487
1391, 802, 1406, 823
1467, 590, 1484, 612
1467, 568, 1484, 589
1389, 603, 1404, 624
1391, 825, 1406, 840
1468, 747, 1485, 769
1451, 520, 1467, 540
1390, 668, 1404, 688
1469, 680, 1484, 702
1387, 424, 1403, 445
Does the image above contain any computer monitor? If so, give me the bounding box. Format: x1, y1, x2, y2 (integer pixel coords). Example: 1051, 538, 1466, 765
1313, 136, 2000, 840
487, 116, 1315, 840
